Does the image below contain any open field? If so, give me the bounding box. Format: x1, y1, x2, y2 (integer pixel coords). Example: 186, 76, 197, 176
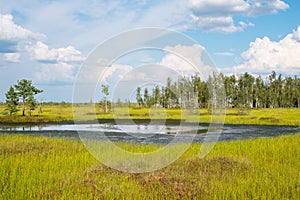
0, 133, 299, 199
0, 104, 299, 126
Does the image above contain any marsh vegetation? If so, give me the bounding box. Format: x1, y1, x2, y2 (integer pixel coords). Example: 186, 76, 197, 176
0, 133, 299, 199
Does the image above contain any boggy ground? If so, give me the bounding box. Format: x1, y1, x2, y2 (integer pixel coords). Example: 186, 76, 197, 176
0, 105, 299, 126
0, 133, 299, 199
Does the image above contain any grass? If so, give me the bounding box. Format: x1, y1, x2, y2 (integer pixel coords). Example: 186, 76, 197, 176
0, 133, 299, 199
223, 108, 300, 126
0, 104, 299, 126
0, 104, 74, 123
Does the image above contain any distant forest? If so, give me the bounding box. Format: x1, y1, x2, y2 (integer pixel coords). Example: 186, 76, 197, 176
131, 71, 300, 109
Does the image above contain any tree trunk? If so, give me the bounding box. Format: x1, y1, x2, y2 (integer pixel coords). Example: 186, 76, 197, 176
104, 99, 107, 113
22, 98, 25, 116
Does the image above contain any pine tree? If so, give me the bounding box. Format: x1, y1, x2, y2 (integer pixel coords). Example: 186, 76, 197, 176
14, 79, 43, 116
5, 86, 19, 116
26, 93, 37, 116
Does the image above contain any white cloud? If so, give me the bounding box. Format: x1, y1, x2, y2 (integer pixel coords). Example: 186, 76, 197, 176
0, 13, 85, 84
159, 44, 216, 79
248, 0, 289, 16
34, 62, 75, 83
214, 52, 235, 56
76, 60, 133, 86
101, 64, 133, 84
239, 21, 254, 28
29, 41, 58, 62
0, 14, 45, 41
3, 53, 20, 62
292, 26, 300, 41
191, 15, 244, 33
28, 41, 84, 63
222, 25, 300, 75
189, 0, 250, 16
160, 44, 204, 73
29, 41, 85, 83
189, 0, 288, 33
57, 46, 84, 62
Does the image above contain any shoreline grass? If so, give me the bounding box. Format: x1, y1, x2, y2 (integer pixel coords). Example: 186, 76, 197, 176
0, 105, 299, 126
0, 133, 299, 199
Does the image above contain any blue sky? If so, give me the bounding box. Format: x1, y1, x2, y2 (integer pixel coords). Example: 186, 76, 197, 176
0, 0, 300, 102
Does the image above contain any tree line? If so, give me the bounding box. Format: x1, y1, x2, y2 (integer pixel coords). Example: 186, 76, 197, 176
4, 71, 299, 116
131, 71, 300, 110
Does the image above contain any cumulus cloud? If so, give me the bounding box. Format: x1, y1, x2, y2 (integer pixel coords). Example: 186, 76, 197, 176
76, 59, 133, 86
101, 64, 133, 84
189, 0, 288, 33
0, 14, 46, 53
29, 41, 58, 62
159, 44, 216, 79
28, 42, 85, 83
248, 0, 289, 16
34, 62, 75, 83
222, 25, 300, 75
160, 44, 205, 72
190, 15, 254, 33
3, 53, 20, 62
0, 13, 85, 83
0, 14, 45, 41
28, 41, 84, 63
57, 46, 84, 63
292, 26, 300, 41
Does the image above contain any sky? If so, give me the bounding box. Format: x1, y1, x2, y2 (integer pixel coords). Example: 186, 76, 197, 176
0, 0, 300, 102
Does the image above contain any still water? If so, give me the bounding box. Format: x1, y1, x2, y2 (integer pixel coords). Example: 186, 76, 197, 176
0, 123, 298, 144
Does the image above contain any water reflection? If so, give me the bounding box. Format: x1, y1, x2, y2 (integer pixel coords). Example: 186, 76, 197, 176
0, 124, 205, 134
0, 124, 298, 144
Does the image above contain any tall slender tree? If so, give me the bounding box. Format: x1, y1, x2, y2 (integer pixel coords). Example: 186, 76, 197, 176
153, 85, 160, 107
170, 81, 179, 108
143, 88, 150, 108
164, 77, 172, 108
101, 84, 109, 113
136, 87, 143, 108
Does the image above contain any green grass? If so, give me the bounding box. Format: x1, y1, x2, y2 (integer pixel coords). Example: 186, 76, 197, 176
0, 133, 299, 199
0, 104, 299, 126
0, 104, 74, 123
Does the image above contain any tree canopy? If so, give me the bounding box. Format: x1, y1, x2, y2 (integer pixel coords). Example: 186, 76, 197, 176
5, 79, 43, 116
